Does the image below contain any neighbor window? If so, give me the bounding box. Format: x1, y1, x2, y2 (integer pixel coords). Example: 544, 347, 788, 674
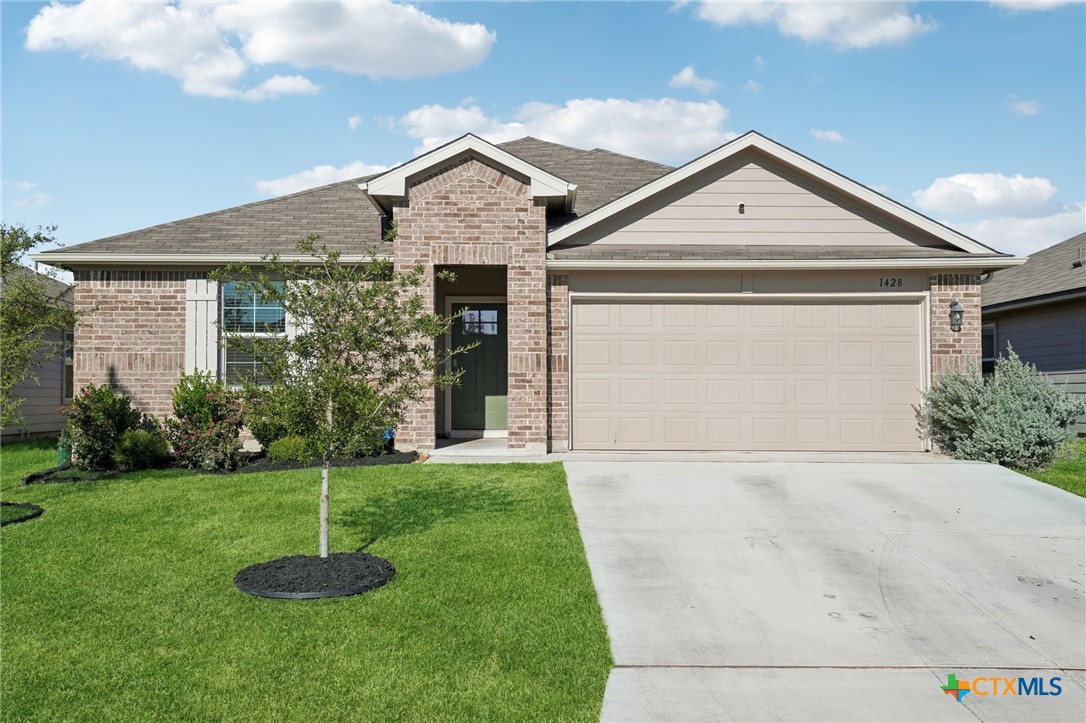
63, 330, 74, 401
462, 309, 499, 336
981, 323, 996, 377
220, 282, 285, 385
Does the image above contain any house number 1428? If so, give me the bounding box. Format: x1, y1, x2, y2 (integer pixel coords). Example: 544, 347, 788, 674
879, 277, 903, 288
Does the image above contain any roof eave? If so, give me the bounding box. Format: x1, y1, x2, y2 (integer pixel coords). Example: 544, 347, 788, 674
982, 287, 1086, 314
31, 252, 392, 269
546, 256, 1026, 271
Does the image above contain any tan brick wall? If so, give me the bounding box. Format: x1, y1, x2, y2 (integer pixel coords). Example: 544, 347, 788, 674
73, 270, 201, 418
392, 156, 548, 450
930, 273, 982, 376
547, 273, 570, 451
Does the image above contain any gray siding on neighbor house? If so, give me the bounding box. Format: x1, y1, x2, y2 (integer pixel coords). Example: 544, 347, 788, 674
1, 329, 67, 439
988, 299, 1086, 435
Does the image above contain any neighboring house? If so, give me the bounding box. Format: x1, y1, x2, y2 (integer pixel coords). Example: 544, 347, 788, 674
35, 131, 1023, 453
0, 267, 73, 440
982, 232, 1086, 435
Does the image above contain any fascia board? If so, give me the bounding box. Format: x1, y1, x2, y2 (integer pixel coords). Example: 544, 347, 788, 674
31, 253, 391, 267
547, 132, 992, 256
546, 256, 1027, 271
364, 134, 572, 200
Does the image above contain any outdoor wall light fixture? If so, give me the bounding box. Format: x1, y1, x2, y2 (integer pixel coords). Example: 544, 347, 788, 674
738, 203, 745, 214
948, 301, 964, 332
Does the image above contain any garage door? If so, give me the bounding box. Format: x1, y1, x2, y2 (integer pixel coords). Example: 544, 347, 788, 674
570, 299, 925, 451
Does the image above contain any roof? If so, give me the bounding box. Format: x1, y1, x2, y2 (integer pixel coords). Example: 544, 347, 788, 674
983, 232, 1086, 310
0, 264, 72, 307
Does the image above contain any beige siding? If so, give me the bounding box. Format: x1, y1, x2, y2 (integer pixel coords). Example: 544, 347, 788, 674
565, 151, 950, 248
571, 299, 926, 451
2, 329, 67, 439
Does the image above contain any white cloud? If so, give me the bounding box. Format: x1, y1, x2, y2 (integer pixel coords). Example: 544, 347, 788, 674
25, 1, 495, 100
754, 54, 766, 71
695, 1, 936, 49
912, 173, 1059, 217
398, 97, 734, 163
988, 1, 1083, 11
741, 79, 762, 93
810, 128, 846, 143
953, 203, 1086, 256
348, 116, 363, 132
1006, 97, 1040, 116
3, 180, 51, 209
255, 161, 392, 197
669, 65, 717, 95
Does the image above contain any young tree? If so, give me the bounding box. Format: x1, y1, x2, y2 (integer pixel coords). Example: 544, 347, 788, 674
1, 223, 79, 429
214, 234, 473, 558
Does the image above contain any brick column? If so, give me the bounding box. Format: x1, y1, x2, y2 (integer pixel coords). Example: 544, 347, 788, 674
930, 273, 981, 376
547, 273, 570, 452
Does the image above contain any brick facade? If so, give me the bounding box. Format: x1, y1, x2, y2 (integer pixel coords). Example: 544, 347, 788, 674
73, 270, 202, 418
929, 273, 982, 376
546, 273, 570, 451
392, 156, 549, 451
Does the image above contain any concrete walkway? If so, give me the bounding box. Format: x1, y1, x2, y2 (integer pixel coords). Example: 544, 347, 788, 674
565, 460, 1086, 722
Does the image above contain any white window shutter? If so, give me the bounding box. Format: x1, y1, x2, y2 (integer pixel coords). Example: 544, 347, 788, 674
185, 279, 219, 376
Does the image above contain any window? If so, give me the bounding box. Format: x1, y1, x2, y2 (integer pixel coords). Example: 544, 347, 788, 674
63, 330, 74, 401
981, 323, 996, 377
462, 309, 499, 336
220, 282, 285, 385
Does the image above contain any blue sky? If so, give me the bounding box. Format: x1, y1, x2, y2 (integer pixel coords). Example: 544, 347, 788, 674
3, 1, 1084, 261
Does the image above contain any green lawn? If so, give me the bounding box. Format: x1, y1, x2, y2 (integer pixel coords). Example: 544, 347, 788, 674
1021, 439, 1086, 498
0, 441, 611, 721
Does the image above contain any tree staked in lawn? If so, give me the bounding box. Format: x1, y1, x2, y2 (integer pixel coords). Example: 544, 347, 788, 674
213, 233, 474, 558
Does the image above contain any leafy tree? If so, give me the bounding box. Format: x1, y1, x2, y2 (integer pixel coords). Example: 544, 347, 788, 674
1, 223, 79, 429
214, 234, 473, 557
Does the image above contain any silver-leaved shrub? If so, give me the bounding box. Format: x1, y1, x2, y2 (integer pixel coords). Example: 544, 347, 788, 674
918, 347, 1085, 470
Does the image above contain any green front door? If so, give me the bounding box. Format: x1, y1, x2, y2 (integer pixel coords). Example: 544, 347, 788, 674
451, 303, 508, 431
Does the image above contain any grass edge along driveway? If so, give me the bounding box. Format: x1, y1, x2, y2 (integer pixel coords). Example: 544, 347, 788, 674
1021, 439, 1086, 498
0, 441, 611, 721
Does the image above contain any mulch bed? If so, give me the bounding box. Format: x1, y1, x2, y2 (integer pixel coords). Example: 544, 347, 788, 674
0, 501, 45, 526
232, 451, 419, 475
234, 552, 395, 599
22, 465, 122, 486
23, 451, 419, 485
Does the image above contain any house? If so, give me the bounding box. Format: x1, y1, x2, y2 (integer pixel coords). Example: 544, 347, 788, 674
0, 267, 73, 440
35, 131, 1024, 453
981, 232, 1086, 435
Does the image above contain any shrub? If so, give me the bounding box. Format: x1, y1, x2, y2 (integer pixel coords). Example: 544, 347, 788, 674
66, 384, 141, 470
242, 383, 321, 449
164, 372, 243, 471
114, 429, 169, 470
267, 435, 317, 463
919, 348, 1086, 470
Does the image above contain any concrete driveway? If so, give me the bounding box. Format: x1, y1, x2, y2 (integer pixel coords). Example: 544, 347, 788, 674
565, 459, 1086, 722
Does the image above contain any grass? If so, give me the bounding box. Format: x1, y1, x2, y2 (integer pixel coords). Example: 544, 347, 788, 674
0, 440, 611, 721
1021, 439, 1086, 498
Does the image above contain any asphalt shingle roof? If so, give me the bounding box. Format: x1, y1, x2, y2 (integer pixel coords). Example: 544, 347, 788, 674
982, 232, 1086, 308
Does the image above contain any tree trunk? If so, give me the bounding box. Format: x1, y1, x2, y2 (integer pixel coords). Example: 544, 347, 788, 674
319, 463, 330, 558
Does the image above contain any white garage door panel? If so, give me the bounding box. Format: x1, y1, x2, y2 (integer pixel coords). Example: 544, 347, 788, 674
571, 300, 924, 451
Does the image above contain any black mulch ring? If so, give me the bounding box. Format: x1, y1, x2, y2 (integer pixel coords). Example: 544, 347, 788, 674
232, 451, 419, 475
22, 464, 122, 486
1, 501, 45, 526
234, 552, 395, 599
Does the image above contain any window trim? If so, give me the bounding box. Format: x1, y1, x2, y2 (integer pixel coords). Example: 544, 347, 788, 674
219, 281, 287, 387
62, 330, 74, 402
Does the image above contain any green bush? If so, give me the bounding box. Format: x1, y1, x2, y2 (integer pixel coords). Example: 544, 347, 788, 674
242, 383, 321, 449
919, 348, 1086, 470
266, 435, 317, 463
164, 372, 243, 472
114, 429, 169, 470
66, 384, 142, 470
